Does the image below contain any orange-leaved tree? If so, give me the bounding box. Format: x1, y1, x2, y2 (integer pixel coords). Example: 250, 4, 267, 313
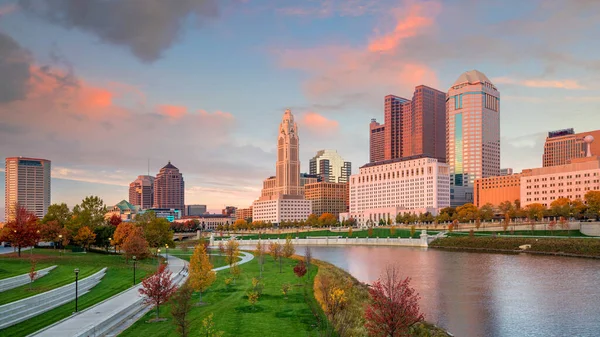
113, 222, 136, 253
74, 226, 96, 251
188, 242, 216, 304
139, 264, 177, 320
123, 227, 150, 261
0, 204, 40, 257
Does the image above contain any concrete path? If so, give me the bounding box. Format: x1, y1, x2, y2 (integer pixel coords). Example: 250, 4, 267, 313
0, 265, 58, 292
31, 251, 253, 337
0, 246, 32, 255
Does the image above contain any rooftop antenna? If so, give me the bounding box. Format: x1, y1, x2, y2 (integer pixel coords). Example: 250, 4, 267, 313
147, 158, 150, 176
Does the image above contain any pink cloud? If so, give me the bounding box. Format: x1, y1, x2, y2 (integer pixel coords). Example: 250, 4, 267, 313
159, 105, 187, 119
299, 112, 339, 133
493, 76, 587, 90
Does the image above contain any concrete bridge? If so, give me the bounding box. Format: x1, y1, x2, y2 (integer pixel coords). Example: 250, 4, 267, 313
172, 231, 200, 241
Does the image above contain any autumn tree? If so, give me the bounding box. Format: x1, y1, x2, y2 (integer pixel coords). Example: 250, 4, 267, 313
123, 228, 150, 261
584, 191, 600, 219
0, 204, 40, 257
108, 214, 122, 227
74, 226, 96, 251
479, 203, 495, 222
390, 226, 396, 237
281, 283, 292, 299
455, 203, 479, 223
233, 219, 247, 232
269, 242, 283, 273
410, 225, 416, 238
293, 260, 307, 284
348, 227, 353, 237
255, 240, 266, 278
550, 197, 571, 218
225, 239, 240, 268
306, 213, 319, 227
142, 216, 175, 252
319, 213, 337, 227
218, 241, 225, 255
171, 284, 194, 337
40, 220, 63, 249
139, 264, 177, 320
282, 235, 295, 258
525, 203, 546, 221
113, 222, 136, 252
231, 263, 241, 284
188, 242, 216, 304
200, 313, 224, 337
368, 227, 373, 237
29, 259, 37, 289
364, 266, 424, 337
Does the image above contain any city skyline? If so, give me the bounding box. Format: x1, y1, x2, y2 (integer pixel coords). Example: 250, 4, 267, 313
1, 0, 600, 219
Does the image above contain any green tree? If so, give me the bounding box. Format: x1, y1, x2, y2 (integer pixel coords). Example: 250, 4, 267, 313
479, 203, 495, 221
550, 197, 571, 218
395, 213, 403, 225
42, 203, 72, 226
72, 196, 107, 230
143, 217, 175, 251
94, 225, 115, 251
306, 214, 319, 227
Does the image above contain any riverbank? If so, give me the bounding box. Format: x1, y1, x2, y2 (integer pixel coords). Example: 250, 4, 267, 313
430, 236, 600, 258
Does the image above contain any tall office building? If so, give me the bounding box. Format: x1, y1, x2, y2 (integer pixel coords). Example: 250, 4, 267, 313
128, 175, 154, 209
253, 109, 311, 223
447, 70, 501, 206
153, 161, 185, 211
309, 149, 352, 183
304, 182, 349, 217
542, 128, 600, 167
186, 204, 207, 216
5, 157, 51, 221
402, 85, 447, 161
369, 119, 385, 163
384, 95, 411, 160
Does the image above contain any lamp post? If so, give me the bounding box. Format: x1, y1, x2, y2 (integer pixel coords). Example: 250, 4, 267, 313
109, 237, 112, 253
165, 244, 169, 264
132, 256, 137, 286
59, 235, 63, 256
74, 268, 80, 312
157, 248, 161, 269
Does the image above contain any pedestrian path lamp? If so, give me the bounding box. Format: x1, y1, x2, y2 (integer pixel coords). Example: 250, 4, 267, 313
74, 268, 80, 313
157, 248, 161, 269
59, 235, 63, 256
165, 244, 169, 264
132, 256, 137, 285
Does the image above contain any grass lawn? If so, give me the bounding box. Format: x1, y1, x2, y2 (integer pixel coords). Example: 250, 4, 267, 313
217, 228, 433, 241
120, 253, 327, 337
449, 229, 587, 237
0, 249, 158, 336
168, 249, 235, 268
0, 248, 56, 279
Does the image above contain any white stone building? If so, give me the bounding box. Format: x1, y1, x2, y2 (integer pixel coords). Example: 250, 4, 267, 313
343, 156, 450, 225
252, 197, 312, 224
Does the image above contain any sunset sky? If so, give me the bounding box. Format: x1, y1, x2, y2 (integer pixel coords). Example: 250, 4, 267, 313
1, 0, 599, 219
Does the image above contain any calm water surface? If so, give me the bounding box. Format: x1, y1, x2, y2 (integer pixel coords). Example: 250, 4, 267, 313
294, 246, 600, 337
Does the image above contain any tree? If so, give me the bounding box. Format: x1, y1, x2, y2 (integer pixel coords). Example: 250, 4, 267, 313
29, 259, 37, 289
247, 290, 259, 308
368, 227, 373, 237
319, 213, 337, 227
306, 214, 319, 227
225, 239, 240, 268
218, 241, 225, 255
255, 241, 266, 278
72, 196, 107, 230
571, 199, 587, 219
188, 242, 216, 304
548, 220, 557, 235
171, 284, 194, 337
139, 264, 177, 320
498, 201, 514, 218
282, 235, 295, 258
364, 266, 424, 337
42, 203, 72, 226
281, 283, 292, 299
304, 246, 313, 277
585, 191, 600, 219
108, 214, 122, 227
74, 226, 96, 251
347, 217, 357, 227
94, 225, 115, 251
479, 203, 495, 221
113, 222, 136, 252
233, 219, 247, 232
143, 217, 175, 251
0, 204, 40, 257
230, 263, 241, 284
550, 198, 571, 218
455, 203, 479, 223
200, 313, 224, 337
348, 228, 353, 237
123, 228, 150, 261
40, 220, 63, 249
293, 260, 307, 283
269, 242, 283, 273
525, 203, 546, 221
410, 225, 416, 238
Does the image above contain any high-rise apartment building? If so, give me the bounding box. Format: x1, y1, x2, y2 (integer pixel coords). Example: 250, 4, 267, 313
304, 182, 349, 217
447, 70, 500, 207
542, 129, 600, 167
309, 149, 352, 183
384, 95, 411, 160
402, 86, 447, 161
153, 161, 184, 211
5, 157, 51, 221
128, 175, 154, 209
369, 119, 385, 163
253, 109, 311, 223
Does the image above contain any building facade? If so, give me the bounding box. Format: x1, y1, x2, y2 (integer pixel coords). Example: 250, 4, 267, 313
384, 95, 411, 160
521, 157, 600, 208
345, 156, 450, 225
5, 157, 51, 221
128, 175, 154, 209
153, 161, 184, 211
309, 149, 352, 183
369, 119, 385, 163
304, 182, 349, 217
447, 70, 501, 207
106, 200, 140, 221
542, 129, 600, 167
253, 109, 311, 223
500, 168, 513, 176
474, 172, 526, 208
236, 206, 253, 220
185, 204, 207, 216
174, 214, 235, 230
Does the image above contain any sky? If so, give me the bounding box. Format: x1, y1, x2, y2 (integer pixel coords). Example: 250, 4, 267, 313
1, 0, 599, 220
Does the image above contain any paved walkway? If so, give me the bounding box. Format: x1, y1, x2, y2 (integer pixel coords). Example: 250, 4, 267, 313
32, 251, 254, 337
0, 246, 32, 255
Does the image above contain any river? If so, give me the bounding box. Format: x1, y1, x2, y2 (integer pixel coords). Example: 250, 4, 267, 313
291, 246, 600, 337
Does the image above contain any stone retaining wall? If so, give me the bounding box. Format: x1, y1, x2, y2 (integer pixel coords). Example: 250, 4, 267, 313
0, 265, 57, 293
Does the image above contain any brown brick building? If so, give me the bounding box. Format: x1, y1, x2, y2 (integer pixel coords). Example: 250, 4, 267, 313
543, 129, 600, 167
474, 171, 530, 207
304, 182, 349, 217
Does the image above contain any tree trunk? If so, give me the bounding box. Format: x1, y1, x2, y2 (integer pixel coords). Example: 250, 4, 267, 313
18, 246, 21, 257
156, 303, 160, 319
279, 257, 282, 273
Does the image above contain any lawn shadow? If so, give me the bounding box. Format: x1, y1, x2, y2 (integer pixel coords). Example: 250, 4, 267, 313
235, 305, 265, 313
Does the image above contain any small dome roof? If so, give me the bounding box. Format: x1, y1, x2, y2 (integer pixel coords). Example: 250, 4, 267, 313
452, 70, 493, 87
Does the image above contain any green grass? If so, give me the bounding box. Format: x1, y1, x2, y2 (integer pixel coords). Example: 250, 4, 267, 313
448, 229, 587, 237
120, 254, 327, 337
168, 251, 234, 269
0, 248, 55, 279
217, 228, 432, 241
0, 249, 158, 336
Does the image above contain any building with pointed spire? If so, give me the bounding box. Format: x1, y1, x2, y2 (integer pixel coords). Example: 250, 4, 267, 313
153, 161, 184, 211
252, 109, 312, 224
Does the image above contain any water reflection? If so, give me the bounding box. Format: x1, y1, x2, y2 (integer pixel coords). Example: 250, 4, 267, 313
291, 246, 600, 337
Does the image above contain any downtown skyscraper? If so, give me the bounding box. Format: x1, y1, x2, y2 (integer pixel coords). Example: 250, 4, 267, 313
5, 157, 51, 221
447, 70, 500, 207
128, 175, 154, 209
153, 161, 185, 211
309, 149, 351, 183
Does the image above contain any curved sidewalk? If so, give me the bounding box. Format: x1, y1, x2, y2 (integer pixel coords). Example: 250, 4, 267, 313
31, 251, 253, 337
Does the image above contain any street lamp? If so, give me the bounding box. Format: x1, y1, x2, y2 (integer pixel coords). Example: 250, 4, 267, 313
157, 248, 161, 269
132, 256, 137, 286
59, 235, 63, 255
165, 244, 169, 264
74, 268, 80, 313
109, 237, 112, 253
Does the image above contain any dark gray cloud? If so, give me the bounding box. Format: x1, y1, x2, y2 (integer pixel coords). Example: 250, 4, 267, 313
0, 32, 32, 103
19, 0, 222, 62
